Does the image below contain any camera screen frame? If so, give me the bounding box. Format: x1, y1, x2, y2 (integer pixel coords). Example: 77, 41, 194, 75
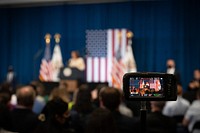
123, 72, 177, 101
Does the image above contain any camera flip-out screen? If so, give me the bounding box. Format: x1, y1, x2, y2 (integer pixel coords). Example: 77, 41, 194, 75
123, 72, 177, 101
129, 77, 164, 98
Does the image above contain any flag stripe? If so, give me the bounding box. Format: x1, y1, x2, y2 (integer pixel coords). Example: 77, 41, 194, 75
100, 57, 106, 82
94, 57, 99, 82
86, 57, 92, 82
98, 58, 101, 82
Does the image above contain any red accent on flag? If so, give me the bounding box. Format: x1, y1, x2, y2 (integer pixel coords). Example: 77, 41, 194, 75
39, 59, 53, 81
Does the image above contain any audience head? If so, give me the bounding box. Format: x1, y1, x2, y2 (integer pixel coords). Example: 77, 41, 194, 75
0, 83, 12, 105
86, 108, 117, 133
74, 84, 93, 113
150, 101, 166, 112
45, 98, 69, 124
30, 81, 45, 96
177, 84, 183, 96
166, 59, 175, 69
99, 86, 121, 111
16, 85, 36, 108
48, 87, 70, 103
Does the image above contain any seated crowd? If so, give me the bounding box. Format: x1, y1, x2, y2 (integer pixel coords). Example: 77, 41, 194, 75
0, 69, 200, 133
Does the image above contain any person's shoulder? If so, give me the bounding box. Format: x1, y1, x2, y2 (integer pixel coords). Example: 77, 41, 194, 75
190, 100, 200, 107
113, 111, 138, 123
181, 97, 190, 106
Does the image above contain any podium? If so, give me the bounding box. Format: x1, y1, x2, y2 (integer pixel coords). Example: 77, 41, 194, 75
59, 67, 85, 92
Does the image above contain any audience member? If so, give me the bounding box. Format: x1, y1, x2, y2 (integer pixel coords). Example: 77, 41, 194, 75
166, 59, 181, 84
146, 101, 176, 133
183, 69, 200, 103
86, 108, 118, 133
0, 104, 15, 133
99, 86, 139, 133
0, 83, 13, 110
163, 84, 190, 122
118, 89, 133, 118
91, 84, 107, 108
188, 69, 200, 91
31, 81, 46, 114
34, 98, 74, 133
48, 87, 71, 104
10, 85, 39, 133
0, 84, 13, 132
70, 84, 94, 133
182, 88, 200, 132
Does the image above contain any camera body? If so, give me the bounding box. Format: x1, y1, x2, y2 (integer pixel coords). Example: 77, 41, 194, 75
123, 72, 177, 101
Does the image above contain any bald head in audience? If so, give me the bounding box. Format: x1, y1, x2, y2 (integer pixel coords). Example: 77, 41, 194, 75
16, 85, 36, 109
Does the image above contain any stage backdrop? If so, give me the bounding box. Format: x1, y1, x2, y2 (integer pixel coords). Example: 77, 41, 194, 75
0, 0, 200, 90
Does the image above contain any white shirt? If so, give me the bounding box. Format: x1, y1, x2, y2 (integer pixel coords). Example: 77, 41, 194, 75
68, 57, 85, 71
7, 72, 14, 83
167, 68, 175, 74
119, 103, 133, 118
163, 96, 190, 117
184, 100, 200, 132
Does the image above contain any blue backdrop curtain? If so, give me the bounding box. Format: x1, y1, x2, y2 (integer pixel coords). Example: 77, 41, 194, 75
0, 0, 200, 90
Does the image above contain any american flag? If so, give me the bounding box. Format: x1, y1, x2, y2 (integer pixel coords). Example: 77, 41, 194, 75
86, 30, 108, 83
39, 44, 53, 81
86, 29, 137, 88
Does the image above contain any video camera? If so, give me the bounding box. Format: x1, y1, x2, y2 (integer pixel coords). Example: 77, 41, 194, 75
123, 72, 177, 101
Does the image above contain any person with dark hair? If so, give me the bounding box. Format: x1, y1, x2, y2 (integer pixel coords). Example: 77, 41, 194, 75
35, 98, 73, 133
146, 101, 176, 133
70, 84, 94, 133
0, 83, 13, 132
183, 89, 200, 132
86, 108, 118, 133
67, 51, 85, 71
0, 103, 15, 133
188, 69, 200, 91
183, 69, 200, 103
166, 59, 181, 84
99, 87, 139, 133
31, 81, 46, 114
10, 85, 39, 133
163, 84, 190, 120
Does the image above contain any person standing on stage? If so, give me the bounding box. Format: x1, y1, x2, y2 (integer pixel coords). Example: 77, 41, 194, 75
67, 51, 85, 71
166, 59, 181, 84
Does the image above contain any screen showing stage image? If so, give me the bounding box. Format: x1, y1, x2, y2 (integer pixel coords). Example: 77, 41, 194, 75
129, 77, 164, 98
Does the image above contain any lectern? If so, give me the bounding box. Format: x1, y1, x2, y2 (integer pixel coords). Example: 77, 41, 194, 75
59, 67, 85, 92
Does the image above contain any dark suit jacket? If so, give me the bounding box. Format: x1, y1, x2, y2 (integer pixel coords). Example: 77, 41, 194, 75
174, 69, 181, 85
10, 108, 39, 133
146, 111, 177, 133
112, 111, 140, 133
166, 69, 181, 85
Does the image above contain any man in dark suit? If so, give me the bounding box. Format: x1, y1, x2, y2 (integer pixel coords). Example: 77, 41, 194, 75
146, 101, 177, 133
166, 59, 181, 84
99, 87, 140, 133
10, 85, 39, 133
